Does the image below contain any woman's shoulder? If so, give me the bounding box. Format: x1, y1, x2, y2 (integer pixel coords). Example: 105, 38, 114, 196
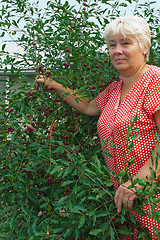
147, 65, 160, 78
96, 80, 121, 110
144, 65, 160, 96
106, 80, 121, 90
99, 80, 121, 96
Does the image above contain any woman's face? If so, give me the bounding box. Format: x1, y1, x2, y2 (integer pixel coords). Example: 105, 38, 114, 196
109, 34, 146, 76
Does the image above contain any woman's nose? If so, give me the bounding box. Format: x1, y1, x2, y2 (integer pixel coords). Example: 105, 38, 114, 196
114, 45, 123, 54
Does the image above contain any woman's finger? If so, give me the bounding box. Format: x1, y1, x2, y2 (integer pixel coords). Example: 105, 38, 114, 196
115, 185, 136, 212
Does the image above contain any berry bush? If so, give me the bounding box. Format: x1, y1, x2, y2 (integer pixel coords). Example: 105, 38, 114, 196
0, 0, 160, 239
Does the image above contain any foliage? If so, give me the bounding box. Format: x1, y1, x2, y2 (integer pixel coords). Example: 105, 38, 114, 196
0, 0, 160, 239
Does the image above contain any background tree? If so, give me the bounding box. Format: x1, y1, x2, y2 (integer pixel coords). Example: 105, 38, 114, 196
0, 0, 160, 239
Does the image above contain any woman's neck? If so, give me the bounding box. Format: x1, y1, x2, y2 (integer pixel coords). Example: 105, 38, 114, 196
121, 63, 149, 88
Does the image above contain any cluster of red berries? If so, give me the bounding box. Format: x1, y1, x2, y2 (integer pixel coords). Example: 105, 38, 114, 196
38, 65, 50, 77
4, 107, 14, 113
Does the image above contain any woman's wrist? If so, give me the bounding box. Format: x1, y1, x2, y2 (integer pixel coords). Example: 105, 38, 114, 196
44, 78, 62, 92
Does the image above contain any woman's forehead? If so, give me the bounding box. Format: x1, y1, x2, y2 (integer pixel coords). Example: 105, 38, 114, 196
109, 34, 133, 41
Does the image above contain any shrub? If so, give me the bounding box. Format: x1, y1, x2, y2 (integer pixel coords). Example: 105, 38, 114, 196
0, 0, 160, 239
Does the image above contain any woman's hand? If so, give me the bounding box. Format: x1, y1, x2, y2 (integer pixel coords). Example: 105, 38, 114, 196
114, 181, 137, 213
36, 75, 45, 84
36, 75, 54, 88
36, 75, 62, 91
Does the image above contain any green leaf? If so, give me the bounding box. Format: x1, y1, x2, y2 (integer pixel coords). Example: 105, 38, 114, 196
132, 178, 146, 186
78, 215, 85, 228
89, 228, 102, 236
120, 212, 126, 224
127, 158, 134, 167
103, 151, 112, 158
50, 165, 61, 174
104, 179, 113, 187
118, 228, 134, 235
132, 127, 140, 132
133, 113, 139, 123
72, 205, 87, 213
110, 225, 115, 239
32, 220, 45, 236
2, 43, 6, 51
131, 134, 140, 140
129, 211, 136, 224
119, 3, 127, 7
153, 197, 160, 204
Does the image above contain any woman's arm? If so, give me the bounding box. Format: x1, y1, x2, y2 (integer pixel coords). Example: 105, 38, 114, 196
114, 110, 160, 213
36, 75, 101, 116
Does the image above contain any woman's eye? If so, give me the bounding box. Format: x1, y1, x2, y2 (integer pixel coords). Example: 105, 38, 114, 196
109, 44, 116, 48
122, 42, 129, 45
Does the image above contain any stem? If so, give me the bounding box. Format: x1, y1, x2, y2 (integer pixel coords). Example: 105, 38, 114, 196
111, 0, 120, 17
84, 172, 114, 198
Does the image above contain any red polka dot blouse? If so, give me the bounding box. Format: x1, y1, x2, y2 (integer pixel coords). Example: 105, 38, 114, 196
96, 65, 160, 239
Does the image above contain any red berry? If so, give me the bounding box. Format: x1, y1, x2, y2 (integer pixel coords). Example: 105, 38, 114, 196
83, 2, 87, 6
45, 71, 50, 77
52, 179, 57, 184
4, 107, 8, 111
8, 108, 13, 113
63, 192, 67, 196
66, 48, 70, 52
108, 80, 112, 84
28, 126, 34, 132
58, 177, 62, 181
96, 65, 99, 68
32, 42, 36, 46
43, 211, 47, 215
83, 63, 87, 67
104, 59, 108, 63
38, 66, 43, 73
71, 25, 75, 29
63, 62, 69, 67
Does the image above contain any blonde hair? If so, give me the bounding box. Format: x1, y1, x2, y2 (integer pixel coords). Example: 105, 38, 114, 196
104, 15, 151, 61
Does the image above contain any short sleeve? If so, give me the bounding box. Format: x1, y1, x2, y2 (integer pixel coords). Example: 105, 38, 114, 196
96, 87, 110, 112
143, 69, 160, 117
96, 81, 118, 112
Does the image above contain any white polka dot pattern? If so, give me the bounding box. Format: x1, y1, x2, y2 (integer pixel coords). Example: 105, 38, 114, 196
96, 65, 160, 239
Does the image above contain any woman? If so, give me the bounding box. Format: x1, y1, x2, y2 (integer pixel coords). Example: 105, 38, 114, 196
36, 15, 160, 239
